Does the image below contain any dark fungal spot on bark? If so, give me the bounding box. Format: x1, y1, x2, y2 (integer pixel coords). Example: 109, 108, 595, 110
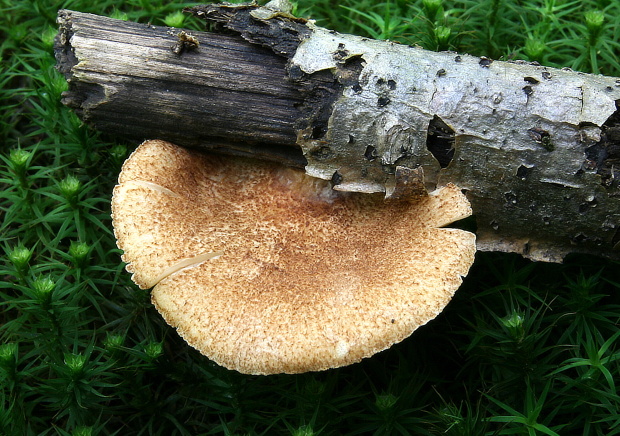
523, 76, 540, 84
374, 76, 396, 107
377, 96, 391, 107
376, 77, 398, 90
426, 115, 455, 168
542, 71, 552, 80
479, 57, 492, 67
333, 42, 349, 61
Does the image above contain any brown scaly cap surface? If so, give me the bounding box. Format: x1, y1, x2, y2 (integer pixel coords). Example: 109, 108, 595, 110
111, 140, 476, 375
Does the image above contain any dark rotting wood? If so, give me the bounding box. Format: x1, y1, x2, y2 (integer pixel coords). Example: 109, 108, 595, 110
55, 9, 307, 166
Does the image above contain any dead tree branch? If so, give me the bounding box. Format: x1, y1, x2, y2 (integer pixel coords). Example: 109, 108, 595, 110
55, 5, 620, 261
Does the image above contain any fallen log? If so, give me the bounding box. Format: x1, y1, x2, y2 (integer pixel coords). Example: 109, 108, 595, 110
54, 3, 620, 262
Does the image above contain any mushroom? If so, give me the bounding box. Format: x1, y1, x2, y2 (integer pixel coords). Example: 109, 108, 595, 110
111, 140, 476, 375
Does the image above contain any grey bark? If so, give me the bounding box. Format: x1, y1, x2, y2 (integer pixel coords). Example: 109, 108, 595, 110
55, 5, 620, 262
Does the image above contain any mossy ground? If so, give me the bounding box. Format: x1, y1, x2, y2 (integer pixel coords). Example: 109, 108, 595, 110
2, 0, 620, 434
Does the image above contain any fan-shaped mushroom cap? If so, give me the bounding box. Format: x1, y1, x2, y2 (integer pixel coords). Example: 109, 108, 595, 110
112, 140, 476, 375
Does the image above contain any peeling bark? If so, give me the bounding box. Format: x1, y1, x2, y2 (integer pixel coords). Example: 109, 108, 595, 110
55, 5, 620, 262
287, 26, 620, 262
